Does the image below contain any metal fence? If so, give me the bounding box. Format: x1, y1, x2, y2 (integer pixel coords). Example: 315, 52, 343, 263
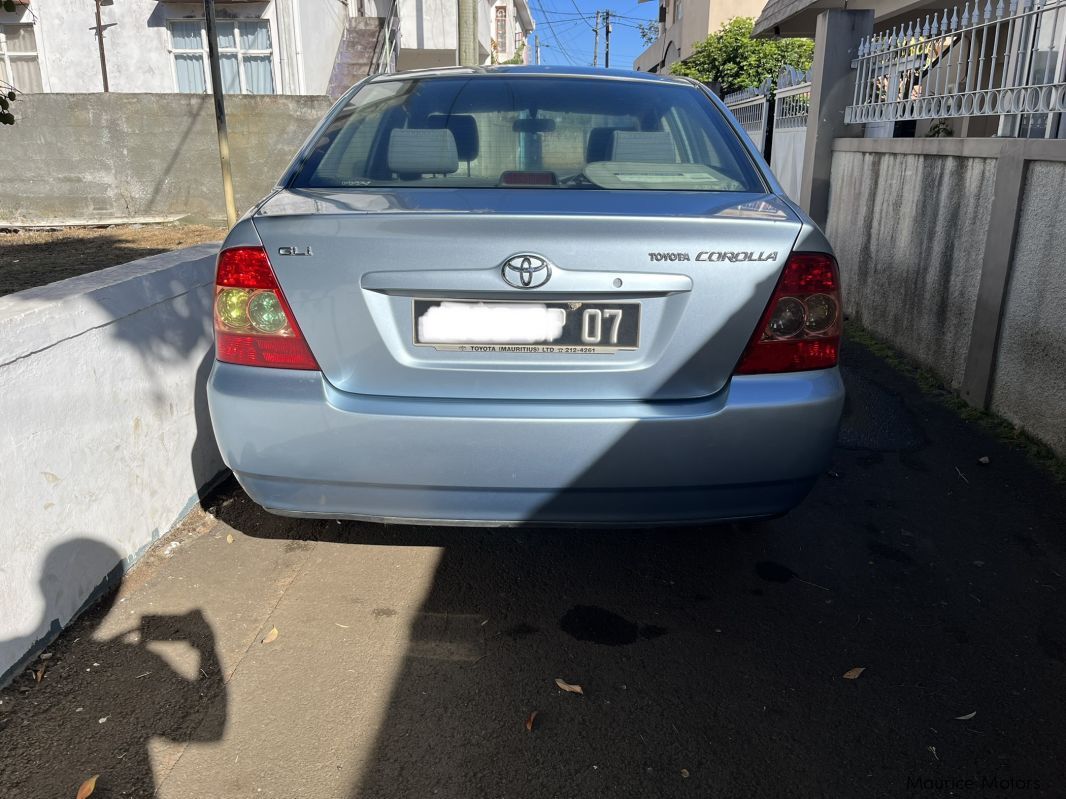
845, 0, 1066, 137
770, 67, 812, 200
723, 81, 771, 153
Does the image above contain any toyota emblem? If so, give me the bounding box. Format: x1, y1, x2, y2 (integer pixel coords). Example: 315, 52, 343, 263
501, 254, 552, 289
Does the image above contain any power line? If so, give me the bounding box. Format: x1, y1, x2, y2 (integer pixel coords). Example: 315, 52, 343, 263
532, 0, 581, 64
565, 0, 597, 29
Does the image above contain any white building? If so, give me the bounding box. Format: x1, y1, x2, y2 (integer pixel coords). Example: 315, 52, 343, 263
0, 0, 534, 97
395, 0, 533, 69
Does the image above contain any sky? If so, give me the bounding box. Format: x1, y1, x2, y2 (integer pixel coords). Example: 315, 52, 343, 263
524, 0, 661, 70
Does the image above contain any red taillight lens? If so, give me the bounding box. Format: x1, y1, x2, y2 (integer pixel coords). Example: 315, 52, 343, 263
735, 252, 841, 375
213, 246, 318, 370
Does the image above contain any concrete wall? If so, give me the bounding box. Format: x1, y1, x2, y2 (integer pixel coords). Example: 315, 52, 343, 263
0, 246, 225, 685
827, 148, 994, 389
827, 137, 1066, 458
0, 93, 332, 225
991, 161, 1066, 456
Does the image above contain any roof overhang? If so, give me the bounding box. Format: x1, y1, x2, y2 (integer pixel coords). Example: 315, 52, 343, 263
514, 0, 535, 32
753, 0, 941, 37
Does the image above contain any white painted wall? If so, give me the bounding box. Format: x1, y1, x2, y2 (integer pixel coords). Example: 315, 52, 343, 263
397, 0, 498, 65
0, 246, 226, 684
299, 0, 348, 94
0, 0, 344, 95
490, 0, 533, 62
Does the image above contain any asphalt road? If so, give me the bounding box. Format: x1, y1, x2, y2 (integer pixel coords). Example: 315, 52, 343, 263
2, 336, 1065, 799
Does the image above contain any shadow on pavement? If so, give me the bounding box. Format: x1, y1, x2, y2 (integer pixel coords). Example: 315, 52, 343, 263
207, 336, 1066, 797
0, 540, 227, 798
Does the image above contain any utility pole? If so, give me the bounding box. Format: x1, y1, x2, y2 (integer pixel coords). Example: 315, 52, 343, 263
91, 0, 115, 92
457, 0, 478, 66
603, 11, 611, 69
535, 34, 541, 65
204, 0, 237, 227
592, 11, 600, 67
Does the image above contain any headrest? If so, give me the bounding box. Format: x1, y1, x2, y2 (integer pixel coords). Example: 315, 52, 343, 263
610, 131, 677, 163
387, 128, 459, 175
425, 114, 479, 161
586, 127, 634, 163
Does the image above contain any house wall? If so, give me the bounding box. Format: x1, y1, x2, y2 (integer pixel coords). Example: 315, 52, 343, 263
0, 93, 332, 225
0, 0, 344, 95
0, 245, 225, 685
490, 0, 532, 62
297, 0, 348, 94
826, 137, 1066, 458
634, 0, 767, 72
396, 0, 495, 67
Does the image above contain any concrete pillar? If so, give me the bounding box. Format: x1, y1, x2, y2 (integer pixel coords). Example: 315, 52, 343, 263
798, 9, 874, 229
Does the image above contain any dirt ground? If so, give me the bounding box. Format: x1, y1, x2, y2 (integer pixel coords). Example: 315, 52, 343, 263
0, 224, 227, 297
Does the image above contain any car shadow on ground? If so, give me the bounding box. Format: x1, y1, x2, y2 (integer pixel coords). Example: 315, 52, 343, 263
203, 337, 1066, 798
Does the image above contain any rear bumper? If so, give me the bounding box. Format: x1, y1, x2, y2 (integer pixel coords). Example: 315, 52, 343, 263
207, 363, 844, 525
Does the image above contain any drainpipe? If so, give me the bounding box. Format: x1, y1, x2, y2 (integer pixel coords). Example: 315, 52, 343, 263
288, 0, 306, 94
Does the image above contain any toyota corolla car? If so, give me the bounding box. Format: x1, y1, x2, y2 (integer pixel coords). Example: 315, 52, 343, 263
207, 65, 845, 526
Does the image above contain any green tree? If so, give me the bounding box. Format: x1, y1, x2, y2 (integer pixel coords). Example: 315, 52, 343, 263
1, 0, 26, 124
670, 17, 813, 95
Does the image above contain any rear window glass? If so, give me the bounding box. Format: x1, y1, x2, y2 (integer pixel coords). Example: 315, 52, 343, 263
290, 76, 765, 192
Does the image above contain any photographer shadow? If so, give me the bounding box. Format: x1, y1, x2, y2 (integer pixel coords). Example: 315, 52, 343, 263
0, 539, 227, 798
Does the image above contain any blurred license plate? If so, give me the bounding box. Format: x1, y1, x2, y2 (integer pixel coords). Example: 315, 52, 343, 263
414, 300, 640, 353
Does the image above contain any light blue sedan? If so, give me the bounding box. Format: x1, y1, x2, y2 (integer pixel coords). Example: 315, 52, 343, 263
207, 66, 844, 526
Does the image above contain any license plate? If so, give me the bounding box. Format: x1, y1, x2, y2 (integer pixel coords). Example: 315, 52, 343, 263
414, 299, 640, 353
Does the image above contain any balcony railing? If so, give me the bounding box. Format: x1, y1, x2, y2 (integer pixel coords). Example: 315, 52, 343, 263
846, 0, 1066, 135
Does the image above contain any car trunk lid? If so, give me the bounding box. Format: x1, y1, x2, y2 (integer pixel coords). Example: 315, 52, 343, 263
252, 188, 802, 401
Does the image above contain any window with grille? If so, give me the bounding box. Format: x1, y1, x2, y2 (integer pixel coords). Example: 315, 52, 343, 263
167, 19, 275, 94
495, 7, 507, 51
0, 24, 43, 93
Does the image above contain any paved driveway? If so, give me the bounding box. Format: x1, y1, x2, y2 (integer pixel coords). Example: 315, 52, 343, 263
2, 337, 1065, 798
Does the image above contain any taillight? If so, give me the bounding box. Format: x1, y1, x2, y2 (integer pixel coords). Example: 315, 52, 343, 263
735, 252, 841, 375
213, 246, 318, 370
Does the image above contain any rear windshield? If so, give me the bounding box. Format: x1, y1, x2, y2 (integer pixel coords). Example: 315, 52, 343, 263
290, 76, 765, 192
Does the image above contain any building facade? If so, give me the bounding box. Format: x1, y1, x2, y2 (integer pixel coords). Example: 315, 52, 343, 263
633, 0, 768, 74
0, 0, 534, 97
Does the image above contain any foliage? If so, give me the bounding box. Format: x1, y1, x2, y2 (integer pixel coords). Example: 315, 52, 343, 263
669, 17, 814, 95
636, 21, 660, 47
490, 39, 527, 65
1, 0, 27, 124
926, 119, 954, 137
0, 90, 15, 126
502, 42, 526, 65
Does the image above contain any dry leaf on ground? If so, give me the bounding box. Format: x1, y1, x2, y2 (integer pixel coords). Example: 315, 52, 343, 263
842, 667, 865, 680
525, 710, 538, 732
34, 664, 46, 684
261, 626, 279, 645
955, 711, 977, 720
555, 677, 584, 694
76, 775, 99, 799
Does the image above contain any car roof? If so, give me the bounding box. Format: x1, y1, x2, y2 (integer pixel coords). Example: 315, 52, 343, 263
367, 65, 694, 86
